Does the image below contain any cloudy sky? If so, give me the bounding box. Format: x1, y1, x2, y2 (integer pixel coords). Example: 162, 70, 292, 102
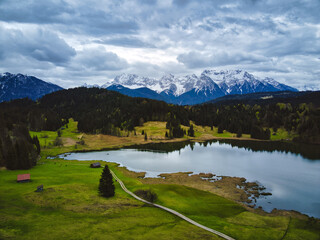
0, 0, 319, 89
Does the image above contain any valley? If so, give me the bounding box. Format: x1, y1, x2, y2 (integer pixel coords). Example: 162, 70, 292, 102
0, 119, 320, 239
1, 119, 319, 239
0, 84, 319, 240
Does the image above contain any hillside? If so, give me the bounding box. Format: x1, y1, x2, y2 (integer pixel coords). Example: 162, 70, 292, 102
206, 91, 320, 107
0, 73, 63, 102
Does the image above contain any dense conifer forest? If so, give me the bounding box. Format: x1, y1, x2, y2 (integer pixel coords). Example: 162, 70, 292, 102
1, 87, 319, 169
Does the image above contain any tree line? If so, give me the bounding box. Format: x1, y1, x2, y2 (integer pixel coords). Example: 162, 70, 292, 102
0, 87, 319, 169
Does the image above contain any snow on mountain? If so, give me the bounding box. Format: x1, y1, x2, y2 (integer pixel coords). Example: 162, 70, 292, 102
0, 70, 298, 105
101, 69, 298, 105
202, 70, 267, 95
81, 83, 100, 88
0, 72, 63, 102
102, 73, 160, 91
103, 70, 297, 96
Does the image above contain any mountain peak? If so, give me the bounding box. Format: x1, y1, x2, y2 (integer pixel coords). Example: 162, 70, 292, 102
0, 73, 63, 102
101, 70, 298, 104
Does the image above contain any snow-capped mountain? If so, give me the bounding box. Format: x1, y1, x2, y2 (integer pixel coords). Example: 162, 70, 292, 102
102, 70, 298, 105
1, 70, 297, 105
81, 83, 100, 88
0, 72, 63, 102
102, 74, 160, 91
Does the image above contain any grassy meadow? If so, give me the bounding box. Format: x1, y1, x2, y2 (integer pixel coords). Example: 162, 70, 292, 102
1, 119, 318, 239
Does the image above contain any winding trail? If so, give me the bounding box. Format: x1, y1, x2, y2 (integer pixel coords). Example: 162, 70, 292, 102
110, 170, 235, 240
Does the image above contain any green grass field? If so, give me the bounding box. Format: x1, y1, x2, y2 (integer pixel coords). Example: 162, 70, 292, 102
1, 120, 319, 239
1, 159, 319, 240
0, 160, 220, 239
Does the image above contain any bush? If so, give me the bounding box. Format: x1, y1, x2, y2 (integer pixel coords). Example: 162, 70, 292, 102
134, 189, 157, 203
53, 137, 63, 146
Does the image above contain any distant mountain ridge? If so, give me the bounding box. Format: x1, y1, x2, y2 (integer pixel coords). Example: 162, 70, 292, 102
102, 70, 298, 105
0, 72, 63, 102
0, 70, 299, 105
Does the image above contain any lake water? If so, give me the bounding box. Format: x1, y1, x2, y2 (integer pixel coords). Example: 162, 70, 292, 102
59, 140, 320, 218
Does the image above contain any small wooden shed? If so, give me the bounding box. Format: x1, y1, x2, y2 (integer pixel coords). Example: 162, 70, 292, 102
17, 174, 30, 183
90, 162, 101, 168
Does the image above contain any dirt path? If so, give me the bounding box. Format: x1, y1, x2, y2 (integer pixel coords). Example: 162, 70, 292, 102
110, 170, 235, 240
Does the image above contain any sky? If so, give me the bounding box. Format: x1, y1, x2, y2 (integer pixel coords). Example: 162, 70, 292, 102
0, 0, 319, 90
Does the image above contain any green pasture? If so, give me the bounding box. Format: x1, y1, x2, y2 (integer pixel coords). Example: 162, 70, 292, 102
1, 120, 317, 239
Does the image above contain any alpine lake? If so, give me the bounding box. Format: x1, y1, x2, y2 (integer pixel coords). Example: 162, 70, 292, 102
59, 139, 320, 219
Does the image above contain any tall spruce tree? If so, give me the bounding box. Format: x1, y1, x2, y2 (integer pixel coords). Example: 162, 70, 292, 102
98, 165, 115, 197
188, 124, 195, 137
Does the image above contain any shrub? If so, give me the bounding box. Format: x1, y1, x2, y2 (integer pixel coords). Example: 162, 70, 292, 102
134, 189, 157, 203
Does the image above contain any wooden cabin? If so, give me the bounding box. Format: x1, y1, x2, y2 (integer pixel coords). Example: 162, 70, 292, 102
90, 162, 101, 168
17, 174, 30, 183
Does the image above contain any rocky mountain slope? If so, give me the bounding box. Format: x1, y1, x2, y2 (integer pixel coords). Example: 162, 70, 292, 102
102, 70, 298, 105
0, 73, 63, 102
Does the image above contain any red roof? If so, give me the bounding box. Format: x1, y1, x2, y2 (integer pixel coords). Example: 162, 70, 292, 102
17, 174, 30, 181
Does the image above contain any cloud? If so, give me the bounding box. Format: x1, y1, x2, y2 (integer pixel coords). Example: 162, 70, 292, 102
0, 25, 76, 64
94, 36, 155, 48
74, 47, 128, 71
0, 0, 74, 24
173, 0, 191, 7
0, 0, 319, 90
0, 0, 139, 36
177, 51, 267, 69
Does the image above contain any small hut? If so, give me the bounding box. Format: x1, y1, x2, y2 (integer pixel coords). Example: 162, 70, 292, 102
17, 174, 30, 183
90, 162, 101, 168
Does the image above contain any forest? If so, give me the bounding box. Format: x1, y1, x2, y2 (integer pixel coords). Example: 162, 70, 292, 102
0, 87, 319, 169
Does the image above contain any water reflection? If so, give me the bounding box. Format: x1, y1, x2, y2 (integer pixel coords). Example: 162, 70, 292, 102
127, 139, 320, 160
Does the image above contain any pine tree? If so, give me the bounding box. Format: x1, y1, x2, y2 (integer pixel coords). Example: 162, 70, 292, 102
237, 127, 242, 138
98, 165, 115, 198
165, 131, 168, 138
33, 136, 41, 154
188, 124, 195, 137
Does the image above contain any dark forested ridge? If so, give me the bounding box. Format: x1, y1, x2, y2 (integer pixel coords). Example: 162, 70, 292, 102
1, 87, 319, 169
207, 91, 320, 107
191, 100, 320, 143
38, 87, 190, 133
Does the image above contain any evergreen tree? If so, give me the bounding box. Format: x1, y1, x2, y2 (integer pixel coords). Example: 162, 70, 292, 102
98, 165, 115, 198
188, 124, 195, 137
144, 132, 148, 141
33, 136, 41, 155
236, 128, 242, 138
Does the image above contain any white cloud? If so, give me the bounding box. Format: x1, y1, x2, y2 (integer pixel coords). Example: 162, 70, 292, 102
73, 47, 128, 71
0, 0, 319, 90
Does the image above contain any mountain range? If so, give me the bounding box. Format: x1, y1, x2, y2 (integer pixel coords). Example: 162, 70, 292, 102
0, 70, 298, 104
102, 70, 298, 105
0, 72, 63, 102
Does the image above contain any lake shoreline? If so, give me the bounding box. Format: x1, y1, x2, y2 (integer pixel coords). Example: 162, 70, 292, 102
107, 162, 319, 220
